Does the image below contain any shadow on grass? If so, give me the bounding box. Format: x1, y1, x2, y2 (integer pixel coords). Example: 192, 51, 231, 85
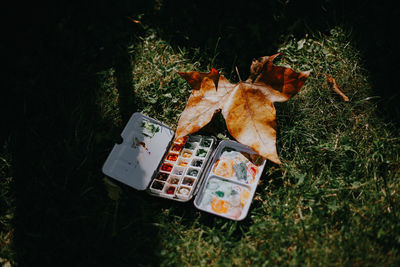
151, 0, 400, 125
115, 46, 137, 125
7, 1, 169, 266
5, 0, 400, 265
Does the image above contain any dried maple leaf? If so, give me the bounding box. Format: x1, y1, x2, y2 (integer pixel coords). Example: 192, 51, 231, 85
175, 70, 233, 137
176, 54, 309, 164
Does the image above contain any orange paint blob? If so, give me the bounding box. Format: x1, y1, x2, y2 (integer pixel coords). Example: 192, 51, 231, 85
182, 152, 192, 158
211, 197, 229, 214
179, 162, 188, 167
213, 159, 234, 178
174, 136, 188, 144
167, 153, 178, 161
240, 190, 250, 206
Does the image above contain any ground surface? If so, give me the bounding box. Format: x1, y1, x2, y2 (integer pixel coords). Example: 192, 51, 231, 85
2, 1, 400, 266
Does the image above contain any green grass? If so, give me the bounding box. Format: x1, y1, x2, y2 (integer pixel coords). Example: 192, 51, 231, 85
0, 141, 14, 266
2, 24, 400, 266
130, 32, 201, 126
97, 31, 203, 129
98, 28, 399, 265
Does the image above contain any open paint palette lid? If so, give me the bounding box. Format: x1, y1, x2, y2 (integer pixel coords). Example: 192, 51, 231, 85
102, 113, 175, 190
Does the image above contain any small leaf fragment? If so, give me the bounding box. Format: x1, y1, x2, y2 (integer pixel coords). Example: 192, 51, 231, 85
326, 75, 349, 102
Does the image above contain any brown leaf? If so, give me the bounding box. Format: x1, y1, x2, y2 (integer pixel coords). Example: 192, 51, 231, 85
178, 68, 220, 90
176, 73, 233, 138
221, 82, 281, 163
251, 53, 309, 100
222, 54, 309, 164
176, 54, 309, 164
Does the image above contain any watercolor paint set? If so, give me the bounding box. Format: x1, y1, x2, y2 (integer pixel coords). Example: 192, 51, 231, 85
102, 113, 266, 220
148, 134, 216, 201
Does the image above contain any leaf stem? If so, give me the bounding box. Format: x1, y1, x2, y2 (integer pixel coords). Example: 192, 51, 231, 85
235, 66, 242, 82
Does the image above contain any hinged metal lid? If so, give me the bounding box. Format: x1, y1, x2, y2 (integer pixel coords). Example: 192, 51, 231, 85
102, 113, 174, 190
